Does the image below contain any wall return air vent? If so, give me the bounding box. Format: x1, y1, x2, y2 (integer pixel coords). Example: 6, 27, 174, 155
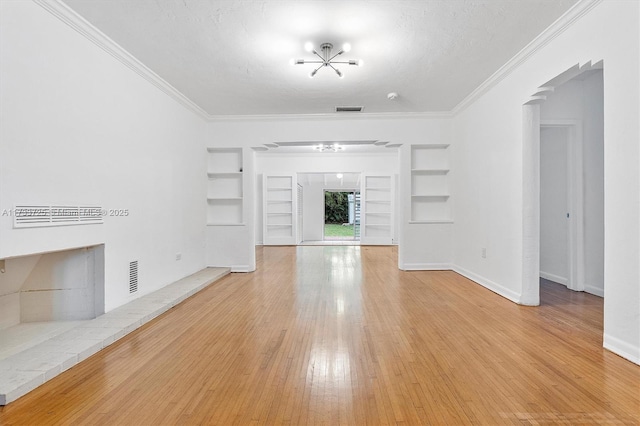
12, 205, 104, 228
129, 260, 139, 294
335, 106, 363, 112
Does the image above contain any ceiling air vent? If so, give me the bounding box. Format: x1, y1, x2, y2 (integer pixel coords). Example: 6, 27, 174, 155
335, 106, 363, 112
129, 261, 138, 294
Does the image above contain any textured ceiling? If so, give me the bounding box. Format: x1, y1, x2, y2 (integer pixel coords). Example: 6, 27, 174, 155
62, 0, 579, 116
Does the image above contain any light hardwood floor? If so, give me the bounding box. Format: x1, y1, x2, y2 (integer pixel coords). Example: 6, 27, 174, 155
1, 246, 638, 425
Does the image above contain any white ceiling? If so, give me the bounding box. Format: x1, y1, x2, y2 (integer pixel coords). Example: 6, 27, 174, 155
62, 0, 578, 116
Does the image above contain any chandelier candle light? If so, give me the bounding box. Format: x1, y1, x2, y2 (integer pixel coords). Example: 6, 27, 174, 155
293, 42, 362, 78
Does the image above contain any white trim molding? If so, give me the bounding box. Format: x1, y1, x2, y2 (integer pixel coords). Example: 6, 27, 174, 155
399, 263, 452, 271
33, 0, 210, 121
584, 284, 604, 297
451, 0, 603, 115
33, 0, 602, 122
208, 111, 453, 122
452, 265, 522, 304
230, 265, 253, 273
539, 271, 568, 286
603, 334, 640, 365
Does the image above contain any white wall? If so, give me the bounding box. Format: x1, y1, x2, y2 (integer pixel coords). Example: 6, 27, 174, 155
452, 1, 639, 363
0, 1, 207, 311
208, 116, 453, 262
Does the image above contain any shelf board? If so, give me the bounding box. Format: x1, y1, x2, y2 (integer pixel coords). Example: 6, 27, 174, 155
207, 172, 243, 178
411, 169, 449, 174
267, 212, 292, 216
366, 200, 391, 204
365, 187, 391, 191
411, 194, 450, 199
409, 220, 454, 224
365, 212, 391, 215
365, 224, 391, 227
207, 197, 243, 201
266, 224, 293, 227
207, 222, 245, 226
267, 200, 293, 203
267, 187, 293, 191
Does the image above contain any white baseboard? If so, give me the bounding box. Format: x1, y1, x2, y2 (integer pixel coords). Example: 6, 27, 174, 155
452, 265, 521, 304
584, 284, 604, 297
539, 271, 568, 286
399, 263, 452, 271
603, 334, 640, 365
230, 265, 252, 273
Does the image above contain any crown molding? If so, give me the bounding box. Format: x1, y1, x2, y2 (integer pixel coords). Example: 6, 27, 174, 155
34, 0, 600, 123
451, 0, 603, 116
207, 111, 452, 122
33, 0, 210, 121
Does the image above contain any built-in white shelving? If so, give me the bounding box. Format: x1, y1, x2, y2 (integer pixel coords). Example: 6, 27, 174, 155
361, 175, 393, 244
207, 148, 244, 226
410, 144, 452, 223
263, 175, 297, 244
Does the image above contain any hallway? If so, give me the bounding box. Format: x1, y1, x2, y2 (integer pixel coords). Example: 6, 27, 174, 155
1, 246, 638, 424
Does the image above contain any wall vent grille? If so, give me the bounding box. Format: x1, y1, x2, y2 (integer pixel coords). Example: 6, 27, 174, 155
335, 106, 363, 112
129, 261, 139, 294
13, 205, 103, 228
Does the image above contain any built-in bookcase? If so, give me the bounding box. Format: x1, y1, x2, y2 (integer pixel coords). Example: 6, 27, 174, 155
207, 148, 243, 225
410, 144, 452, 223
263, 174, 296, 245
361, 175, 393, 245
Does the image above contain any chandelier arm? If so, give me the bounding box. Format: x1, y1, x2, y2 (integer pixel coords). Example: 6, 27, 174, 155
312, 64, 324, 73
328, 51, 344, 62
302, 60, 324, 64
329, 61, 351, 64
328, 63, 343, 77
312, 50, 326, 62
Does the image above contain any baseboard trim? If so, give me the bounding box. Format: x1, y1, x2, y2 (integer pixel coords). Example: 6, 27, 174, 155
584, 284, 604, 297
230, 265, 252, 273
399, 263, 452, 271
452, 265, 521, 304
603, 334, 640, 366
539, 271, 568, 286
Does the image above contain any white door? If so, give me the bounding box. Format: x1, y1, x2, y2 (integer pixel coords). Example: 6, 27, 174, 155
263, 174, 297, 245
361, 175, 393, 245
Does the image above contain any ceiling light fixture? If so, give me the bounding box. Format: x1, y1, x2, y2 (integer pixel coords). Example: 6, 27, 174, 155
294, 42, 361, 78
314, 143, 344, 152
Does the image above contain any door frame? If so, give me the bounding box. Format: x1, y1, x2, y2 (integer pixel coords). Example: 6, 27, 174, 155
540, 119, 585, 292
322, 188, 360, 241
523, 110, 586, 304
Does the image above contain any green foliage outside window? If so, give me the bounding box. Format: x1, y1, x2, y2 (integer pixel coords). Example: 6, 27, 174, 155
324, 192, 349, 224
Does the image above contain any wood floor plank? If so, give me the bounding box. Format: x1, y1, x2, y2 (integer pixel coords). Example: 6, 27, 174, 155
1, 246, 639, 425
